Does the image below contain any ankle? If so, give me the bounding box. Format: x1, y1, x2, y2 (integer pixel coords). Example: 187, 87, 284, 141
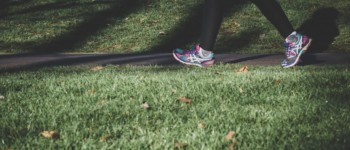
199, 47, 213, 58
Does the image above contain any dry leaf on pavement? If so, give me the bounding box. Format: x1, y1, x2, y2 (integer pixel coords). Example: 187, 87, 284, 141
40, 131, 60, 139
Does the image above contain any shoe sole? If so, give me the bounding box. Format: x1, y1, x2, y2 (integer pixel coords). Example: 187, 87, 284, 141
172, 52, 213, 67
283, 39, 312, 68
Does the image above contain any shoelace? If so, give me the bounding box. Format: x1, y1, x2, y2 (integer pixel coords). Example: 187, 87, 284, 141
184, 48, 198, 55
284, 42, 293, 58
284, 40, 302, 58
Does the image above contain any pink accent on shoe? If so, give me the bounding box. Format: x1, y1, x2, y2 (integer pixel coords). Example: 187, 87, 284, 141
175, 53, 182, 58
201, 59, 215, 67
301, 35, 312, 51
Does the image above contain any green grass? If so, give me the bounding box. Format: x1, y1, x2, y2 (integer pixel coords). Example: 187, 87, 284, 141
0, 0, 349, 53
1, 1, 350, 149
1, 65, 350, 149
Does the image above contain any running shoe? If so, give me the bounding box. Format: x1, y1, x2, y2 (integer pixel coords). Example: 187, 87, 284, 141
173, 45, 215, 67
281, 31, 312, 68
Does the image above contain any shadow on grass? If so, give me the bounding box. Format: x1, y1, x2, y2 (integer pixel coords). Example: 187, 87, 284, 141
1, 1, 115, 19
148, 0, 250, 53
0, 0, 31, 17
28, 0, 147, 53
215, 29, 263, 54
0, 0, 260, 72
0, 0, 9, 16
298, 7, 340, 53
293, 76, 350, 150
0, 1, 345, 72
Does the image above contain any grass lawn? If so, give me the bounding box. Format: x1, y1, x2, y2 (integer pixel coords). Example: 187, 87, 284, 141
1, 0, 350, 149
1, 65, 350, 149
0, 0, 349, 54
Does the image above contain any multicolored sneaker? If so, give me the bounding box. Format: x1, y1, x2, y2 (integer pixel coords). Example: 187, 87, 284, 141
173, 45, 215, 67
281, 31, 312, 68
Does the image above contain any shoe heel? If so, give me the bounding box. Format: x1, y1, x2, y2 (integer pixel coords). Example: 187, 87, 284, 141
302, 39, 312, 51
202, 60, 215, 67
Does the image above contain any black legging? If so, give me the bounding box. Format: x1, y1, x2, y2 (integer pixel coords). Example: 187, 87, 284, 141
200, 0, 294, 50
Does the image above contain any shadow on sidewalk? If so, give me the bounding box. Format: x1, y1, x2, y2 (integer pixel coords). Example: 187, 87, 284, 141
0, 53, 178, 73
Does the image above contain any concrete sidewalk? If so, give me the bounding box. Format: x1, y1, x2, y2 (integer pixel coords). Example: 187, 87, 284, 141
1, 53, 350, 72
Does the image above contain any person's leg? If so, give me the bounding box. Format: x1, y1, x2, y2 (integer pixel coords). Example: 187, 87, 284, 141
251, 0, 312, 68
250, 0, 293, 38
200, 0, 224, 51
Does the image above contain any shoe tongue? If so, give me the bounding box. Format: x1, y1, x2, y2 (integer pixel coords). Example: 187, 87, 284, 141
287, 34, 299, 43
201, 50, 212, 57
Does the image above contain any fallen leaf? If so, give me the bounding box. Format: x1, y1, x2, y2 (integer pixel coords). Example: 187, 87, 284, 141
99, 134, 112, 143
236, 66, 249, 73
234, 21, 241, 27
174, 142, 188, 149
225, 131, 236, 141
142, 102, 150, 109
217, 78, 224, 81
178, 97, 192, 105
90, 66, 104, 72
97, 99, 108, 106
259, 33, 266, 41
172, 89, 177, 94
239, 88, 244, 93
87, 89, 96, 94
40, 131, 60, 139
274, 79, 282, 85
198, 122, 206, 129
228, 141, 237, 150
86, 127, 93, 132
112, 44, 122, 49
215, 71, 224, 75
